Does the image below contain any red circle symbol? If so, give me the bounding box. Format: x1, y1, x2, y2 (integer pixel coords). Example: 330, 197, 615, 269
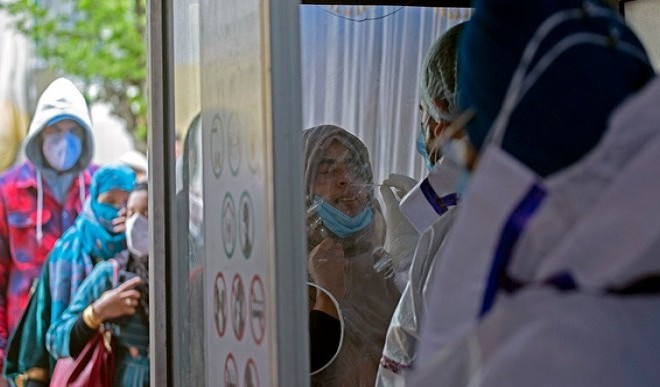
244, 358, 260, 387
224, 353, 238, 387
231, 274, 246, 341
214, 272, 227, 337
249, 275, 266, 345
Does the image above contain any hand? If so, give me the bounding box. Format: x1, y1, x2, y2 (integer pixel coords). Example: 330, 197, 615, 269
92, 276, 142, 322
111, 207, 128, 234
382, 174, 417, 201
308, 238, 348, 302
380, 174, 420, 283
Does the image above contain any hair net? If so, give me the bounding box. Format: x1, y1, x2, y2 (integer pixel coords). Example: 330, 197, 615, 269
420, 22, 465, 122
303, 125, 399, 387
90, 163, 136, 200
458, 0, 654, 177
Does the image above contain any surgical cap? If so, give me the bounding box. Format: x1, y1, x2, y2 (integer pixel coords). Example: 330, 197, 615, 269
458, 0, 654, 177
90, 164, 136, 200
420, 22, 465, 122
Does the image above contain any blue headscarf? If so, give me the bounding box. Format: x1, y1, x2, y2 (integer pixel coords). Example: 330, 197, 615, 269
88, 164, 136, 231
458, 0, 654, 177
47, 164, 135, 335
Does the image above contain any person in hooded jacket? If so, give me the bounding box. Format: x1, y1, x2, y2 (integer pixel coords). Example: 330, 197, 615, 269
0, 77, 97, 382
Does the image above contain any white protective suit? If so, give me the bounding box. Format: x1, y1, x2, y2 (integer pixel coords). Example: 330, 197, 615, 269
409, 74, 660, 386
375, 160, 462, 387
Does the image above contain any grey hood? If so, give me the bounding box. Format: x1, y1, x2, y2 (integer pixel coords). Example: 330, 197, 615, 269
23, 77, 94, 173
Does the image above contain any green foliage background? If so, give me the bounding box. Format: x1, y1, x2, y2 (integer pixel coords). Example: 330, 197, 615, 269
0, 0, 147, 146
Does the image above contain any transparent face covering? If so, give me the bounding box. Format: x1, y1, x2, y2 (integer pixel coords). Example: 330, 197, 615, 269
303, 126, 399, 387
306, 134, 381, 254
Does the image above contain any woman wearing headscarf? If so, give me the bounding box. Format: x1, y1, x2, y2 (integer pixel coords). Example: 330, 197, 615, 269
48, 182, 150, 386
304, 124, 399, 387
4, 164, 135, 386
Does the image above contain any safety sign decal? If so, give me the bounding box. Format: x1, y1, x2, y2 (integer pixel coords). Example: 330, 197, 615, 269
211, 114, 224, 178
224, 353, 239, 387
231, 273, 246, 341
222, 193, 236, 258
239, 191, 254, 259
249, 275, 266, 345
244, 358, 259, 387
246, 130, 260, 174
214, 272, 227, 337
227, 114, 241, 176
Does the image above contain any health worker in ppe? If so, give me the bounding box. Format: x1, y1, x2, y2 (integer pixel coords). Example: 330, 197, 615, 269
407, 1, 658, 386
0, 78, 98, 382
375, 21, 467, 387
304, 124, 399, 387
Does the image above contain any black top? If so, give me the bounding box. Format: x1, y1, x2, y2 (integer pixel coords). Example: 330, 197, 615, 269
309, 310, 341, 372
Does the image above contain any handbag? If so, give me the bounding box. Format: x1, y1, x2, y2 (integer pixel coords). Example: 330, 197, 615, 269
49, 330, 115, 387
49, 259, 120, 387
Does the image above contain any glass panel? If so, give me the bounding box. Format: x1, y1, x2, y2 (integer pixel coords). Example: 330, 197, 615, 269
172, 1, 204, 385
299, 5, 471, 386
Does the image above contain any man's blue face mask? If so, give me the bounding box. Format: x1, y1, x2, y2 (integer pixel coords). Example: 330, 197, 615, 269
313, 196, 373, 238
416, 125, 434, 171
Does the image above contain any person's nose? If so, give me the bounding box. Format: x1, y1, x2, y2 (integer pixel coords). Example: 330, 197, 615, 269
336, 173, 348, 187
334, 166, 350, 187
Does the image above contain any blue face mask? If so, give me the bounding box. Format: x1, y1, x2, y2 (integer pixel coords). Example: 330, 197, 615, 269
42, 130, 82, 171
313, 196, 373, 238
416, 125, 434, 171
91, 200, 121, 233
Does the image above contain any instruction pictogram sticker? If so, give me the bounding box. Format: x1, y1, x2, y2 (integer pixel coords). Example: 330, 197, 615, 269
246, 129, 260, 174
231, 273, 246, 341
222, 193, 236, 258
239, 191, 254, 259
211, 114, 224, 178
249, 274, 265, 345
226, 114, 241, 176
244, 358, 259, 387
214, 272, 227, 337
224, 353, 239, 387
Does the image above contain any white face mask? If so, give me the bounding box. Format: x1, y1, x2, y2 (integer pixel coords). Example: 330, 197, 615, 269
126, 213, 149, 257
42, 130, 82, 171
